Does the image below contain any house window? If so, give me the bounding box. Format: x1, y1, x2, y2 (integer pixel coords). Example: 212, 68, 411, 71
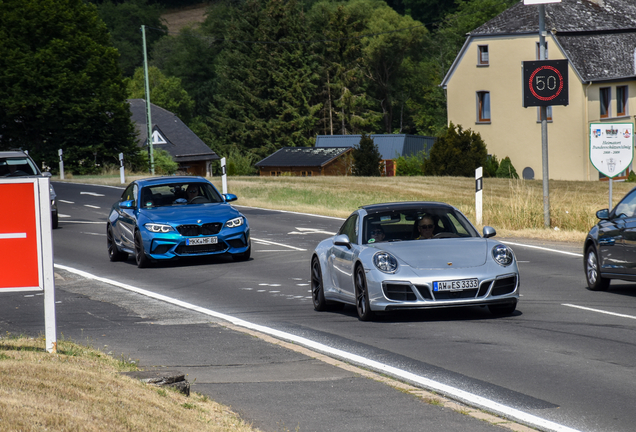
536, 106, 552, 122
617, 86, 628, 117
600, 87, 611, 118
478, 45, 489, 66
535, 42, 548, 60
270, 171, 276, 176
477, 91, 491, 123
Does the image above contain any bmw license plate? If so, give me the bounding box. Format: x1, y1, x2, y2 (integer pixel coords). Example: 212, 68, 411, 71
433, 278, 478, 291
186, 236, 218, 246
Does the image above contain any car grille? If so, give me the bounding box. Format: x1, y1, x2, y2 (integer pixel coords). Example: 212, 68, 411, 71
477, 281, 490, 297
433, 289, 479, 300
491, 276, 517, 296
176, 223, 222, 236
414, 285, 433, 300
176, 243, 226, 255
383, 284, 417, 301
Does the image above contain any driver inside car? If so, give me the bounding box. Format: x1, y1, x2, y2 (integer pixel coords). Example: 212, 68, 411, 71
186, 185, 200, 203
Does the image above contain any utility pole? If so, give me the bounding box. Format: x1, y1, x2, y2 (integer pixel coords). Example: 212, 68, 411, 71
538, 5, 549, 228
141, 25, 155, 175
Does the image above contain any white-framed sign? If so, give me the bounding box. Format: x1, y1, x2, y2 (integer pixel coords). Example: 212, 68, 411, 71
589, 123, 634, 178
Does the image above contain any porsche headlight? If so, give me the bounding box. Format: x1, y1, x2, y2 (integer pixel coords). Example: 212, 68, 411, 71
492, 244, 513, 266
373, 251, 398, 274
144, 223, 174, 233
225, 217, 244, 228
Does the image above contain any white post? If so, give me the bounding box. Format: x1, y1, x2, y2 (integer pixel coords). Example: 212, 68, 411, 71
221, 157, 228, 194
119, 153, 125, 184
475, 167, 483, 226
38, 177, 57, 353
58, 149, 64, 180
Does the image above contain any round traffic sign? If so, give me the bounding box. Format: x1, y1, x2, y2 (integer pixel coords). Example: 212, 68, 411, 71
528, 65, 564, 101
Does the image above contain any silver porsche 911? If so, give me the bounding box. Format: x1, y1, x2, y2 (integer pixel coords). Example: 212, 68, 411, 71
310, 202, 519, 321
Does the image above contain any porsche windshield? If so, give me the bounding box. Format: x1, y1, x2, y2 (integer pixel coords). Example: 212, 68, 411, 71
363, 207, 478, 244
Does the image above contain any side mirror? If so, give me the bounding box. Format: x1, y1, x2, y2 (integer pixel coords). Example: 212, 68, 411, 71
333, 234, 351, 248
42, 172, 52, 178
119, 200, 134, 209
596, 209, 609, 220
224, 193, 238, 202
483, 226, 497, 238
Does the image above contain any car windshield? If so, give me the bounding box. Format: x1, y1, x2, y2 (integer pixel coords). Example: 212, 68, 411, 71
138, 182, 223, 207
0, 157, 40, 177
363, 207, 479, 244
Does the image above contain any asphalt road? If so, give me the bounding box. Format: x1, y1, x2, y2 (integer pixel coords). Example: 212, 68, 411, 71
39, 182, 636, 431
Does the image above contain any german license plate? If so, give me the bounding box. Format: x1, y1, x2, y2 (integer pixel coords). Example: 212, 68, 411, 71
433, 278, 478, 291
186, 236, 218, 246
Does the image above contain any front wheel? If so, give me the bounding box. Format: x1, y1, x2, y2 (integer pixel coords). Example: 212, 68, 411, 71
355, 265, 375, 321
585, 246, 609, 291
311, 257, 328, 311
134, 230, 152, 268
107, 224, 127, 262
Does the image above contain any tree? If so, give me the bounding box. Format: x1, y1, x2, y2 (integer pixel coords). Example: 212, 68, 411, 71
423, 123, 487, 176
95, 0, 167, 77
353, 134, 383, 176
496, 156, 518, 178
0, 0, 141, 174
396, 151, 425, 175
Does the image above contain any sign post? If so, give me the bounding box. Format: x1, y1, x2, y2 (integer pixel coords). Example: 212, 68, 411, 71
0, 178, 57, 353
590, 123, 634, 209
475, 167, 483, 226
221, 157, 228, 195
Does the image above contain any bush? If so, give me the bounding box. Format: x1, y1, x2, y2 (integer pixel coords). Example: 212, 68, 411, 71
140, 149, 178, 175
396, 152, 425, 176
225, 147, 257, 176
496, 156, 519, 179
484, 154, 499, 178
423, 123, 487, 176
627, 170, 636, 182
353, 134, 383, 176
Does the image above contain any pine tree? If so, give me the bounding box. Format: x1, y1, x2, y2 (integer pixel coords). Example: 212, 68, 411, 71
353, 134, 383, 176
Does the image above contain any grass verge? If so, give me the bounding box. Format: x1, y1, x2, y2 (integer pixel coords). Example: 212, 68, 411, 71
0, 335, 258, 432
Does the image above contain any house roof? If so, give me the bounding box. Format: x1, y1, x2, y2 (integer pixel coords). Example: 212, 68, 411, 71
443, 0, 636, 84
255, 147, 351, 168
128, 99, 219, 163
315, 134, 435, 160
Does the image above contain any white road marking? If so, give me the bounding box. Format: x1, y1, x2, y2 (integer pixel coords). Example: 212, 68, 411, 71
289, 227, 337, 236
252, 237, 306, 251
54, 262, 581, 432
563, 304, 636, 320
0, 233, 26, 239
255, 249, 293, 252
59, 221, 105, 224
84, 204, 100, 209
59, 200, 74, 204
502, 241, 582, 257
59, 214, 72, 218
81, 232, 106, 237
80, 192, 105, 196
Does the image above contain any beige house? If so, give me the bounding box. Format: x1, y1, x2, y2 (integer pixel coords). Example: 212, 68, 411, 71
441, 0, 636, 181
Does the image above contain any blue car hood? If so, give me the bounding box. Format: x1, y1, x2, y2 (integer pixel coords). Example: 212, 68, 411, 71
140, 203, 240, 224
371, 238, 488, 269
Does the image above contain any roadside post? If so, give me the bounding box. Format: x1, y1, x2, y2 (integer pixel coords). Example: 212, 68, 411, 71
221, 157, 228, 194
119, 153, 125, 184
0, 177, 57, 353
58, 149, 64, 180
475, 167, 483, 226
589, 123, 634, 209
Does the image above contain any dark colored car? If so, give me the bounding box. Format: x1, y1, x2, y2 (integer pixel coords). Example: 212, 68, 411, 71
0, 151, 58, 229
107, 176, 251, 268
584, 186, 636, 290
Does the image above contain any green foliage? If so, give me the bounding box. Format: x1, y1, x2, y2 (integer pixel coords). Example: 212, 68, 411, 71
496, 156, 519, 179
95, 0, 167, 77
0, 0, 141, 174
396, 152, 425, 176
353, 134, 383, 176
225, 148, 257, 176
423, 123, 487, 176
126, 66, 195, 123
140, 148, 178, 175
484, 154, 499, 177
627, 170, 636, 182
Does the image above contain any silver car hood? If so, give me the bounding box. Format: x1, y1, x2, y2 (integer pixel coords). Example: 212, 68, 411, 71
371, 238, 488, 269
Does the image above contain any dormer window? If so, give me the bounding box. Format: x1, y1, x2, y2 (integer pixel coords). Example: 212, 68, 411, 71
478, 45, 489, 66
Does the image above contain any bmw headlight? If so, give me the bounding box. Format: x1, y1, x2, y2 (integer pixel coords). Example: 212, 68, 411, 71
373, 251, 398, 274
225, 217, 244, 228
144, 223, 174, 233
492, 244, 514, 266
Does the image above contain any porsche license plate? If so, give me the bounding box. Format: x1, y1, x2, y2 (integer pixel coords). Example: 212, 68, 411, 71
186, 236, 218, 246
433, 278, 478, 291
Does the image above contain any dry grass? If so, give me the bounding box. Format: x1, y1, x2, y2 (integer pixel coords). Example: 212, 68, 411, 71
0, 335, 258, 432
56, 174, 633, 243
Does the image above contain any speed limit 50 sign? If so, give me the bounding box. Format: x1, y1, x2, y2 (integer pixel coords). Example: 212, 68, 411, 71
522, 60, 569, 107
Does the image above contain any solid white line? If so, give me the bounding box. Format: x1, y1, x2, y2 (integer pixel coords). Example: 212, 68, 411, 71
252, 237, 306, 251
0, 233, 26, 239
54, 263, 580, 432
84, 204, 100, 209
502, 241, 582, 257
80, 192, 105, 196
563, 304, 636, 320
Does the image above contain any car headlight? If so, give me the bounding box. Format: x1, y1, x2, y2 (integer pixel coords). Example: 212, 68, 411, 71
144, 223, 174, 233
373, 251, 398, 274
492, 244, 514, 266
225, 217, 244, 228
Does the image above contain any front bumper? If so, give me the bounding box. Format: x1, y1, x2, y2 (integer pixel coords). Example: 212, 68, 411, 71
142, 227, 250, 260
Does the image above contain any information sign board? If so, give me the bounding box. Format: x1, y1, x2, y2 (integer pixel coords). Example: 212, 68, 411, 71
590, 123, 634, 178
